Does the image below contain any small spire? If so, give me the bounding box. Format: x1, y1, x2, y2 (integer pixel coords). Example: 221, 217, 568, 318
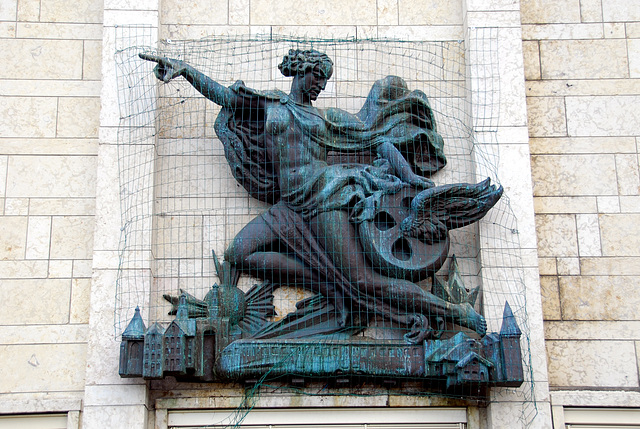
500, 301, 522, 337
176, 294, 189, 321
122, 306, 146, 340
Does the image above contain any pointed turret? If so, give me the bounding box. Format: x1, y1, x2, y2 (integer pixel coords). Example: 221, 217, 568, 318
119, 307, 146, 378
500, 301, 522, 338
122, 306, 146, 340
498, 301, 524, 386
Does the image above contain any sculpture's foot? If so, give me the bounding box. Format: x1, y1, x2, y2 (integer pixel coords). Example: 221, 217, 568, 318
458, 303, 487, 336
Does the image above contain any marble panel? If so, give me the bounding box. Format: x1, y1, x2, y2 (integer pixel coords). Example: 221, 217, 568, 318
70, 278, 91, 323
557, 257, 579, 275
602, 0, 640, 22
40, 0, 103, 23
82, 405, 148, 429
534, 196, 597, 213
48, 259, 73, 278
531, 155, 617, 196
0, 97, 57, 138
83, 40, 102, 81
228, 0, 249, 25
538, 257, 557, 275
546, 320, 640, 340
600, 214, 640, 256
522, 23, 603, 40
0, 0, 17, 20
496, 28, 528, 127
615, 154, 640, 195
251, 0, 377, 25
6, 155, 97, 198
522, 40, 541, 80
4, 198, 29, 216
535, 214, 578, 257
579, 0, 602, 22
628, 23, 640, 38
529, 137, 637, 154
0, 81, 100, 98
1, 324, 89, 345
526, 97, 566, 137
26, 216, 52, 260
540, 40, 628, 79
520, 0, 581, 24
559, 275, 640, 320
50, 216, 95, 260
16, 22, 103, 39
0, 260, 48, 279
566, 96, 640, 136
620, 196, 640, 213
547, 340, 638, 387
630, 40, 640, 79
398, 0, 462, 25
0, 22, 16, 37
29, 198, 96, 216
0, 216, 27, 260
377, 0, 398, 25
0, 344, 87, 393
576, 213, 601, 257
604, 22, 625, 38
581, 256, 640, 276
0, 279, 70, 324
57, 97, 101, 138
539, 275, 561, 320
73, 259, 93, 278
0, 39, 84, 80
16, 0, 38, 21
597, 196, 620, 213
162, 0, 227, 24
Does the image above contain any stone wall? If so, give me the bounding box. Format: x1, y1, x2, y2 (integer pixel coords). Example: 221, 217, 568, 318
0, 0, 102, 413
521, 0, 640, 410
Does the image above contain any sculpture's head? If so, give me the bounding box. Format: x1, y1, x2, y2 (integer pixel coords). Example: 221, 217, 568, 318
279, 49, 333, 102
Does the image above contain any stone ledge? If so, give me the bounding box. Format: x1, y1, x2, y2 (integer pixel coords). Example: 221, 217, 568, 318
0, 398, 82, 414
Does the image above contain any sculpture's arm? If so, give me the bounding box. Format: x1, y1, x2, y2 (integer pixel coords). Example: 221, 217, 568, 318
139, 53, 242, 108
377, 140, 434, 188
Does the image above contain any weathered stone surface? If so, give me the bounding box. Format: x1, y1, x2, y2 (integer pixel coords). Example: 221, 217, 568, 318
602, 0, 640, 21
6, 156, 97, 198
26, 216, 52, 260
16, 0, 38, 21
538, 257, 557, 275
534, 196, 597, 213
0, 216, 27, 260
620, 196, 640, 213
540, 40, 628, 79
521, 0, 581, 24
545, 321, 640, 340
0, 344, 87, 392
597, 196, 621, 213
615, 154, 640, 195
535, 214, 578, 257
529, 137, 637, 154
0, 39, 84, 80
579, 0, 602, 22
377, 0, 397, 25
251, 0, 377, 25
0, 279, 71, 324
50, 216, 95, 259
70, 278, 91, 323
83, 40, 102, 81
16, 22, 102, 39
599, 214, 640, 256
73, 259, 93, 278
48, 260, 73, 278
229, 0, 250, 25
531, 155, 617, 196
57, 97, 101, 138
1, 324, 89, 345
161, 0, 227, 24
526, 97, 566, 137
559, 275, 640, 320
539, 276, 561, 320
0, 98, 57, 138
0, 260, 48, 279
576, 213, 601, 257
604, 22, 625, 38
29, 198, 96, 216
0, 0, 17, 20
566, 96, 640, 136
40, 0, 103, 23
522, 40, 541, 80
557, 257, 579, 275
522, 23, 603, 40
547, 340, 638, 387
581, 257, 640, 276
398, 0, 462, 25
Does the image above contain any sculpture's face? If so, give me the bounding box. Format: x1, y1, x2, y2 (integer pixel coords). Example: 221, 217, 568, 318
301, 66, 329, 101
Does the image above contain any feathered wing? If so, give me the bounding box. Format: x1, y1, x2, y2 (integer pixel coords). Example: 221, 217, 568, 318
400, 178, 503, 243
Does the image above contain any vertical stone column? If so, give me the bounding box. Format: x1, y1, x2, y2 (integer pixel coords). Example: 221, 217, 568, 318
82, 1, 159, 427
462, 0, 552, 427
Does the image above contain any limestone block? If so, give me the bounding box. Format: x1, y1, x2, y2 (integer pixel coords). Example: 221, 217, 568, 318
620, 196, 640, 213
629, 40, 640, 79
5, 198, 29, 215
0, 216, 27, 260
229, 0, 250, 25
16, 0, 38, 21
26, 216, 52, 260
603, 0, 640, 22
0, 97, 57, 138
377, 0, 398, 25
529, 137, 637, 154
597, 196, 620, 213
251, 0, 377, 25
534, 196, 597, 213
520, 0, 581, 24
535, 214, 578, 257
581, 256, 640, 276
70, 278, 91, 323
579, 0, 602, 22
0, 0, 17, 20
628, 23, 640, 38
0, 279, 71, 324
83, 40, 102, 81
540, 40, 628, 79
539, 276, 561, 320
1, 324, 88, 345
526, 97, 566, 137
48, 260, 73, 278
0, 22, 16, 37
57, 97, 100, 138
604, 22, 625, 38
531, 155, 617, 196
0, 260, 48, 279
559, 275, 640, 320
0, 156, 6, 199
557, 257, 579, 275
16, 22, 103, 40
547, 340, 638, 387
50, 216, 95, 260
6, 155, 97, 198
615, 154, 640, 195
600, 214, 640, 256
538, 257, 557, 275
496, 28, 528, 127
398, 0, 462, 25
567, 96, 640, 136
29, 198, 96, 216
40, 0, 103, 23
82, 405, 148, 429
162, 0, 227, 25
522, 40, 540, 80
0, 80, 101, 98
377, 25, 463, 41
522, 23, 603, 40
576, 213, 601, 257
0, 39, 84, 80
73, 259, 93, 277
546, 321, 640, 341
0, 344, 87, 393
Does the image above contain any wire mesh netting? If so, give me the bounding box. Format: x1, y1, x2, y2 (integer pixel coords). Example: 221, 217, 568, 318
114, 28, 536, 421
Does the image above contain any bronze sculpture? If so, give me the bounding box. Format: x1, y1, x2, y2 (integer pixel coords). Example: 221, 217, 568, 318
122, 48, 522, 388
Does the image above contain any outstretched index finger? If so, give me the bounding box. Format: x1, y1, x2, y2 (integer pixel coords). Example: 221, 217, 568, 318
139, 52, 162, 63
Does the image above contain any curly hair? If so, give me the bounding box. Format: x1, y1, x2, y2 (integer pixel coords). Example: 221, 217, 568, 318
278, 49, 333, 78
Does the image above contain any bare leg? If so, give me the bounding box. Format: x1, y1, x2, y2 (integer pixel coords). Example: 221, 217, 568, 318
311, 210, 486, 334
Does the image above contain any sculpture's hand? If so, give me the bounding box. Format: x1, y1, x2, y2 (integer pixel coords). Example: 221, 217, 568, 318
404, 173, 434, 189
139, 53, 187, 83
